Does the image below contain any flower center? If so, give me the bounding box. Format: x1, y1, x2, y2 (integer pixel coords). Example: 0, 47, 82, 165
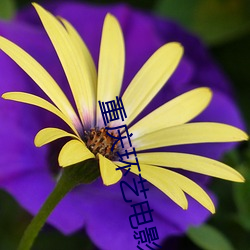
83, 128, 119, 160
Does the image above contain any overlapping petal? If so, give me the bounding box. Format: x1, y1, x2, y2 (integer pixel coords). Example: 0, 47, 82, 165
119, 42, 183, 126
33, 3, 96, 126
34, 127, 79, 147
59, 139, 94, 167
99, 155, 122, 185
0, 36, 81, 129
136, 152, 244, 182
116, 161, 188, 209
129, 87, 212, 137
2, 92, 79, 135
116, 162, 215, 213
59, 17, 97, 94
96, 14, 125, 127
132, 122, 248, 151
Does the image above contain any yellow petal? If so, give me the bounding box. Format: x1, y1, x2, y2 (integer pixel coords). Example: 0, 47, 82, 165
124, 163, 214, 212
35, 127, 79, 147
115, 161, 188, 209
96, 14, 125, 127
59, 139, 94, 167
133, 122, 248, 151
129, 88, 212, 138
137, 152, 244, 182
59, 17, 97, 92
33, 3, 96, 126
166, 169, 215, 213
120, 42, 183, 126
0, 36, 80, 129
2, 92, 79, 136
99, 155, 122, 186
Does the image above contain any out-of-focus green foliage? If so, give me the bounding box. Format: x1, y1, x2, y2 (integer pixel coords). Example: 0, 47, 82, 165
0, 190, 28, 249
233, 155, 250, 231
204, 148, 250, 250
0, 190, 96, 250
154, 0, 250, 45
0, 0, 16, 19
187, 224, 234, 250
212, 33, 250, 126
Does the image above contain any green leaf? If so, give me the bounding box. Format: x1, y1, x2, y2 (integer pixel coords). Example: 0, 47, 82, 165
0, 0, 16, 20
233, 165, 250, 215
187, 224, 234, 250
154, 0, 250, 45
233, 163, 250, 231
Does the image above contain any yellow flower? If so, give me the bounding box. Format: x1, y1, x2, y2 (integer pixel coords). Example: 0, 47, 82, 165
0, 3, 248, 214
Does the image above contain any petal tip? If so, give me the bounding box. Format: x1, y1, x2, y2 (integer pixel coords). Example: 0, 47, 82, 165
99, 154, 122, 186
207, 200, 216, 214
238, 131, 249, 141
31, 2, 40, 8
31, 2, 40, 9
210, 206, 216, 214
171, 42, 184, 52
103, 12, 119, 27
204, 87, 213, 97
244, 132, 249, 140
182, 202, 188, 210
34, 138, 40, 147
235, 174, 245, 183
105, 12, 116, 21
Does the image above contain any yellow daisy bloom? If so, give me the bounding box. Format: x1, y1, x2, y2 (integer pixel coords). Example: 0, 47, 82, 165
0, 3, 248, 214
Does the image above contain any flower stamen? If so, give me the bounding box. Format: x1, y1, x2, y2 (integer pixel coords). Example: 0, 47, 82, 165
84, 127, 119, 160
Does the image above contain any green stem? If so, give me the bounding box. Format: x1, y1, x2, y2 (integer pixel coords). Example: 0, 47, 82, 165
17, 175, 74, 250
17, 159, 99, 250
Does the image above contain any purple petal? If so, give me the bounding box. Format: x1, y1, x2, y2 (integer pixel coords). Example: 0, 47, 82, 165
0, 2, 245, 250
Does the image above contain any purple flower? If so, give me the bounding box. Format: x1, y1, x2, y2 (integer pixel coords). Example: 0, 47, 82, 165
0, 2, 245, 249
